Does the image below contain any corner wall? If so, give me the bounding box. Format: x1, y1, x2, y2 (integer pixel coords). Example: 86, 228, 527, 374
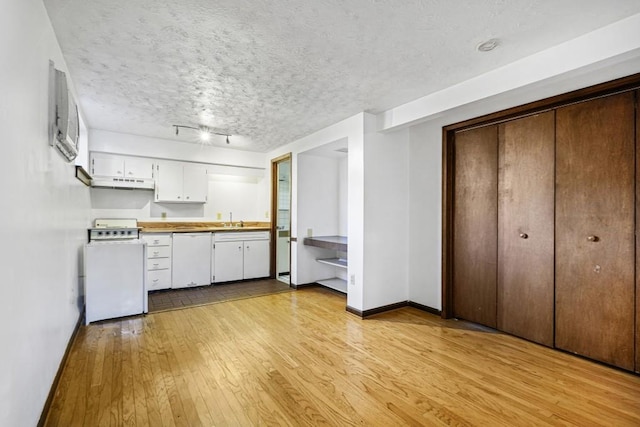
362, 114, 410, 310
0, 1, 92, 425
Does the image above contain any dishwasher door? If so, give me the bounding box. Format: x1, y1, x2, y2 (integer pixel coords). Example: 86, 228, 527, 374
172, 233, 212, 289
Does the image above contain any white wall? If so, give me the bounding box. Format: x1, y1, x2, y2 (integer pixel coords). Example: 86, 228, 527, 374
408, 122, 443, 309
362, 114, 410, 310
0, 1, 92, 425
295, 153, 341, 284
338, 157, 348, 236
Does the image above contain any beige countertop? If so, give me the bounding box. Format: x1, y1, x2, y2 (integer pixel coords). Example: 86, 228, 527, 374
138, 221, 271, 234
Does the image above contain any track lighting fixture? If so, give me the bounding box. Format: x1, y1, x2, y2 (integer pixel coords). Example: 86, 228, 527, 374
173, 125, 231, 144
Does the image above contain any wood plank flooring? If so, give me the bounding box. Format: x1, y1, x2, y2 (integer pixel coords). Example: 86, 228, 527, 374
45, 287, 640, 426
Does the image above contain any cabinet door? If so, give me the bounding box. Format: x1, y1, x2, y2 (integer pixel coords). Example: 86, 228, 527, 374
213, 241, 244, 283
243, 239, 270, 279
183, 165, 208, 202
172, 233, 212, 288
556, 92, 635, 370
498, 112, 555, 347
155, 162, 184, 202
453, 125, 498, 328
124, 157, 154, 179
91, 154, 124, 177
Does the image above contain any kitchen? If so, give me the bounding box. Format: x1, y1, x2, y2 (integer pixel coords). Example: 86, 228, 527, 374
4, 1, 640, 426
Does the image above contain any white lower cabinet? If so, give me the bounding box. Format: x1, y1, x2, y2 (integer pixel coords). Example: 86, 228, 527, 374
213, 232, 270, 283
141, 233, 172, 291
243, 239, 270, 279
172, 233, 212, 288
213, 241, 244, 282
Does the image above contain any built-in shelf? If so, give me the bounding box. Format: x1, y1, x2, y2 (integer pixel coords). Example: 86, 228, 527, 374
304, 235, 348, 293
303, 235, 347, 252
317, 278, 347, 294
316, 258, 348, 269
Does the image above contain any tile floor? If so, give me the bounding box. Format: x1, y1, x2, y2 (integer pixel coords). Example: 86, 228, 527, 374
148, 278, 293, 312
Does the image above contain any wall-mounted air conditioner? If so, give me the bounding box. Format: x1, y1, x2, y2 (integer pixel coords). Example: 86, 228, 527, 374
48, 60, 79, 162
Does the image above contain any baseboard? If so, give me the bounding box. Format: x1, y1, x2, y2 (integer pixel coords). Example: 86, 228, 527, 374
407, 301, 442, 316
290, 282, 318, 290
38, 309, 84, 427
347, 300, 442, 318
346, 305, 363, 317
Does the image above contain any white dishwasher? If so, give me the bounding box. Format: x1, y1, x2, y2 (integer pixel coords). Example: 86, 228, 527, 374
85, 239, 147, 325
172, 232, 212, 288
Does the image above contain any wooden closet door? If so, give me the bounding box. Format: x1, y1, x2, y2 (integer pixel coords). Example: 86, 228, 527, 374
498, 112, 555, 347
556, 92, 635, 370
453, 125, 498, 328
637, 89, 640, 374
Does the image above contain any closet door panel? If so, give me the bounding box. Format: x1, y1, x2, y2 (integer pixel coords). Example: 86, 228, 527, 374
637, 89, 640, 374
556, 92, 635, 370
498, 112, 555, 347
453, 125, 498, 328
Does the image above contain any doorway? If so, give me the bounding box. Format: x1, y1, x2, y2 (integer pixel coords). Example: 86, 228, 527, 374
270, 153, 292, 284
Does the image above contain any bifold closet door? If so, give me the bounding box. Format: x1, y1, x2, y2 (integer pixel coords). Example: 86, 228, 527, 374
453, 125, 498, 328
637, 89, 640, 374
556, 92, 635, 370
497, 112, 555, 347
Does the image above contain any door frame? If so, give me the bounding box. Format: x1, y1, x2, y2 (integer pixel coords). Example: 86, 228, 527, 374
270, 152, 292, 279
441, 72, 640, 319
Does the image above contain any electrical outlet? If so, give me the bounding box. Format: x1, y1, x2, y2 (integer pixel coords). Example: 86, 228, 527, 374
307, 228, 313, 237
350, 274, 355, 285
265, 211, 269, 218
216, 212, 222, 220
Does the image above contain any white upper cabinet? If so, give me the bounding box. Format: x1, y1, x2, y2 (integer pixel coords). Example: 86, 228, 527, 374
90, 153, 154, 179
183, 164, 208, 202
155, 161, 208, 203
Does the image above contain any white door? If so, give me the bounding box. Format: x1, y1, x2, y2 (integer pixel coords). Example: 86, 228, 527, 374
172, 233, 211, 288
156, 162, 184, 202
213, 241, 244, 283
244, 239, 270, 280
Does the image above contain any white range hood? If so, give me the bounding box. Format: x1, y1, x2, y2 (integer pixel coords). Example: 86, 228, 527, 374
91, 176, 155, 190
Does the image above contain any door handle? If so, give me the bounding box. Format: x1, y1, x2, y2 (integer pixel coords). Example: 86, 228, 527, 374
587, 235, 599, 242
519, 233, 528, 239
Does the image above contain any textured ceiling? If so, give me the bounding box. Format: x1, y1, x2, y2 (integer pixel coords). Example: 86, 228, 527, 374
43, 0, 640, 152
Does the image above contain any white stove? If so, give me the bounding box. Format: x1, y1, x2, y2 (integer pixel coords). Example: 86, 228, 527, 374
88, 218, 140, 241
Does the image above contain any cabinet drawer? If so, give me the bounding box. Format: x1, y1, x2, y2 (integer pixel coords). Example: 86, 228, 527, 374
147, 258, 171, 270
147, 246, 171, 259
147, 269, 171, 290
142, 234, 172, 246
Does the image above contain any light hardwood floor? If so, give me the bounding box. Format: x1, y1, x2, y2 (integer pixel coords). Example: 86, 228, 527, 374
45, 287, 640, 426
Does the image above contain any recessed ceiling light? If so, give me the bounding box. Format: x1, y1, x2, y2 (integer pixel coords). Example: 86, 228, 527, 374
477, 38, 500, 52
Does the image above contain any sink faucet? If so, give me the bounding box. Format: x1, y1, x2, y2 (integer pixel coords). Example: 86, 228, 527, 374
229, 212, 232, 224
